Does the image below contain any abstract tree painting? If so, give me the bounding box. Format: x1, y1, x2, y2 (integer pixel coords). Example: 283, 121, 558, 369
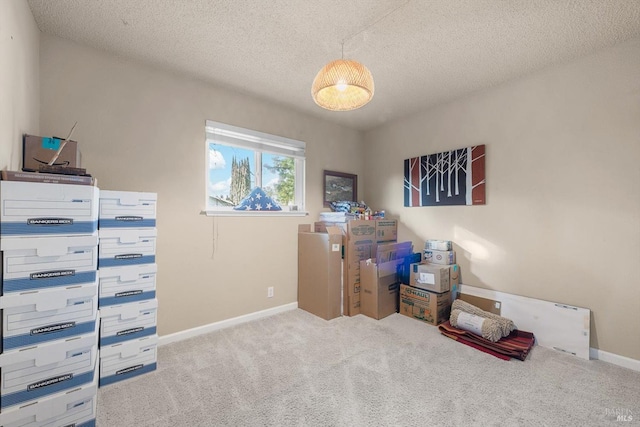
404, 145, 486, 206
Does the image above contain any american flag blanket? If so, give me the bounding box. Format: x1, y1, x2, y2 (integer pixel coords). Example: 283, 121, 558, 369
438, 321, 535, 361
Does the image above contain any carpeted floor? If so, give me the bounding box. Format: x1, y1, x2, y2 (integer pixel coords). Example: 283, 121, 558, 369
97, 309, 640, 426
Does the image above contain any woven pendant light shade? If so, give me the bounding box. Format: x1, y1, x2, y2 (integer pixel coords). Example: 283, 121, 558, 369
311, 59, 374, 111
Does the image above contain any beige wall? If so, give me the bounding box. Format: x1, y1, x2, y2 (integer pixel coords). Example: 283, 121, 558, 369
39, 34, 364, 336
0, 0, 40, 169
364, 37, 640, 360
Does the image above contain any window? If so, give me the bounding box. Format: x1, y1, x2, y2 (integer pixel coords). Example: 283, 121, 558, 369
204, 120, 306, 215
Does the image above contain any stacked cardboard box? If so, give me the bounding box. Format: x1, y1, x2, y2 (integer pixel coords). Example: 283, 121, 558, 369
0, 180, 99, 425
97, 190, 159, 387
399, 284, 451, 325
310, 218, 398, 316
422, 239, 460, 299
399, 239, 460, 326
360, 241, 413, 320
343, 219, 398, 316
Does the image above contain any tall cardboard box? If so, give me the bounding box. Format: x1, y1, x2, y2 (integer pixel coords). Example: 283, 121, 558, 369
298, 224, 342, 320
360, 259, 400, 320
399, 284, 451, 326
343, 220, 377, 316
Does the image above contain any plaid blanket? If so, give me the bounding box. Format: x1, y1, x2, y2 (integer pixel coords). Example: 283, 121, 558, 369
438, 321, 535, 361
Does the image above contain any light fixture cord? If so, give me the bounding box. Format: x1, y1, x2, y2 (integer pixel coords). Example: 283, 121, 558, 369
341, 0, 412, 47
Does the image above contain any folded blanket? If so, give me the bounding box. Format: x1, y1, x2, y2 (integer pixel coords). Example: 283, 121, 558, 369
439, 321, 535, 361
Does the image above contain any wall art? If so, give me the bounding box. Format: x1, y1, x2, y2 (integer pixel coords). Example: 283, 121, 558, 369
404, 145, 485, 206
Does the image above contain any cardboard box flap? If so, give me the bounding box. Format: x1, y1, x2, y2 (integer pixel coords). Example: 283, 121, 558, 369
298, 224, 311, 233
458, 293, 501, 315
325, 226, 344, 237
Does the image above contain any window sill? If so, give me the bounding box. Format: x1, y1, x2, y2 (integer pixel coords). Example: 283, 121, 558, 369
201, 210, 309, 217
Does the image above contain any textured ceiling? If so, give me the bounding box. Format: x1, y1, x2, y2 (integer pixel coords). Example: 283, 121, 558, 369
27, 0, 640, 131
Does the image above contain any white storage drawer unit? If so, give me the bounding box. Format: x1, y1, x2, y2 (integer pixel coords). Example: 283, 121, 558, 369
0, 181, 99, 237
98, 190, 157, 229
97, 228, 156, 268
1, 235, 98, 294
0, 330, 98, 411
0, 283, 98, 352
99, 299, 157, 346
99, 334, 157, 387
98, 264, 157, 307
0, 380, 97, 427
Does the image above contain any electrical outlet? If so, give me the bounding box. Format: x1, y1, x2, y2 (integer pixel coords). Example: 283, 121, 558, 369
267, 287, 274, 298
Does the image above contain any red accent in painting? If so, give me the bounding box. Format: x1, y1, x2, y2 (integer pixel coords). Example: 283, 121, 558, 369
471, 145, 486, 204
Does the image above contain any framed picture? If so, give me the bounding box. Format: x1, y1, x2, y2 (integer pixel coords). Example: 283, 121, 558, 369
404, 144, 486, 206
323, 170, 357, 207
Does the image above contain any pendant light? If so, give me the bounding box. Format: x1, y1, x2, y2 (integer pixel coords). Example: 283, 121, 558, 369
311, 52, 375, 111
311, 1, 410, 112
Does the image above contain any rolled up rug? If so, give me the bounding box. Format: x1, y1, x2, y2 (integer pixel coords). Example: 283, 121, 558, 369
449, 309, 502, 342
452, 299, 516, 337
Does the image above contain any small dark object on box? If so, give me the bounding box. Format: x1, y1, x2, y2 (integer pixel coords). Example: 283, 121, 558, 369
1, 170, 95, 185
33, 165, 89, 176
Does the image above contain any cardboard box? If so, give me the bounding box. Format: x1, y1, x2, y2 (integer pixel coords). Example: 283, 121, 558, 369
297, 225, 342, 320
98, 264, 157, 308
458, 293, 501, 315
343, 220, 382, 316
360, 259, 400, 320
0, 283, 98, 352
347, 293, 360, 316
99, 190, 158, 229
423, 249, 456, 265
0, 380, 97, 427
345, 220, 377, 244
344, 219, 398, 243
375, 219, 397, 243
0, 181, 99, 237
313, 221, 347, 234
22, 134, 80, 172
374, 241, 412, 264
399, 284, 451, 326
98, 228, 157, 268
425, 239, 453, 251
99, 299, 158, 346
0, 329, 98, 411
409, 263, 450, 293
99, 335, 157, 387
1, 234, 98, 294
360, 241, 413, 320
344, 243, 373, 294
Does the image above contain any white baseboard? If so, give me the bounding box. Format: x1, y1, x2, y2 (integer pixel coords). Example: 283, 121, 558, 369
158, 302, 298, 347
590, 347, 640, 372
